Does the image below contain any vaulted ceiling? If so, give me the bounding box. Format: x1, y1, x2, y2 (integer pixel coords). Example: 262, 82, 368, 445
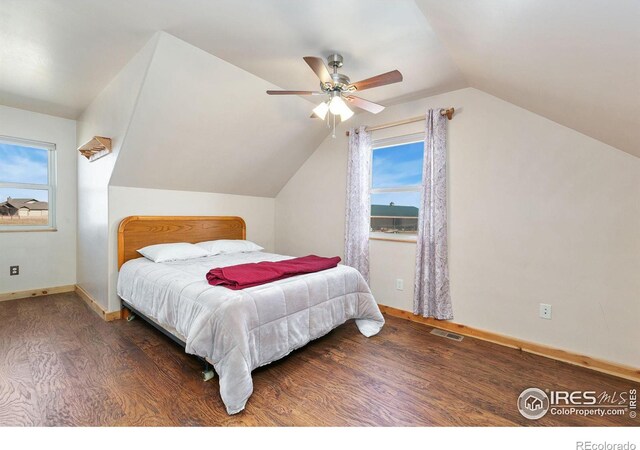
0, 0, 465, 118
1, 0, 638, 157
415, 0, 640, 157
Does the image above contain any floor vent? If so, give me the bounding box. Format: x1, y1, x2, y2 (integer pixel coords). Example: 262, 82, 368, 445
430, 328, 464, 342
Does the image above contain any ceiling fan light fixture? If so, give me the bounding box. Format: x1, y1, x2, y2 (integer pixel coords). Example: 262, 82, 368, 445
329, 95, 348, 115
340, 107, 354, 121
268, 54, 400, 130
268, 54, 401, 120
312, 101, 329, 120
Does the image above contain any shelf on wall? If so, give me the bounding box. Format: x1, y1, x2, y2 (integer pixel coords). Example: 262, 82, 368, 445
78, 136, 112, 162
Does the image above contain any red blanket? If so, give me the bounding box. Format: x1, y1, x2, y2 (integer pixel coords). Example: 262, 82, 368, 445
206, 255, 341, 290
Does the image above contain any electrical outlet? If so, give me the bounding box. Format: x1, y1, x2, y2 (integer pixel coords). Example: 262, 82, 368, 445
539, 303, 552, 320
10, 265, 19, 276
395, 279, 404, 291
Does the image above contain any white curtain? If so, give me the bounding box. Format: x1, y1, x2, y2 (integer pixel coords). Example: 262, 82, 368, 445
344, 126, 372, 282
413, 109, 453, 320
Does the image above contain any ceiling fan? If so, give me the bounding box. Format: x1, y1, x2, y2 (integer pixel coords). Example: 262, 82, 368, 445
266, 54, 402, 131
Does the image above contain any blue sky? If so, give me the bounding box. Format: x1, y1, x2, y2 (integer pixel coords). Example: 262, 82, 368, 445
0, 143, 49, 202
371, 141, 423, 208
372, 141, 423, 189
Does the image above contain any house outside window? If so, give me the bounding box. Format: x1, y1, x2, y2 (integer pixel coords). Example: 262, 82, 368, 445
370, 133, 424, 241
0, 136, 56, 231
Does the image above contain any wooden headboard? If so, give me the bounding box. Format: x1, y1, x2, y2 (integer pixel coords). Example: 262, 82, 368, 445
117, 216, 246, 269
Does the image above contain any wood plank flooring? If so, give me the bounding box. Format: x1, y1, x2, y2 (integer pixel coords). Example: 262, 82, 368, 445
0, 292, 637, 426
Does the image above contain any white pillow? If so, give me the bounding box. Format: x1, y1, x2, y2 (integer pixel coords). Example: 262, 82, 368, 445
195, 239, 264, 255
137, 242, 211, 263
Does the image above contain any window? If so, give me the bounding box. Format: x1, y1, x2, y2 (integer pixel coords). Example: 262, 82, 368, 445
370, 133, 424, 240
0, 136, 56, 231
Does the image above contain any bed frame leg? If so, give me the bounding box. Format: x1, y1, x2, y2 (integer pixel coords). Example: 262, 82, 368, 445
203, 362, 215, 382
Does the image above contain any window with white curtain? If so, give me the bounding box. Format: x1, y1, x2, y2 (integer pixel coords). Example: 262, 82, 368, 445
370, 132, 424, 241
0, 136, 56, 231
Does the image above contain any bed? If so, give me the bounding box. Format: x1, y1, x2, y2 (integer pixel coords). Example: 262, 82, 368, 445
116, 215, 385, 414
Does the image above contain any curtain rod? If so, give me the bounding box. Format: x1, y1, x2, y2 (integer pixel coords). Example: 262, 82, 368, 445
345, 107, 454, 136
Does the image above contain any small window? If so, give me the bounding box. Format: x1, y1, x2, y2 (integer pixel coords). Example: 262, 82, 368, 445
0, 136, 56, 231
370, 133, 423, 240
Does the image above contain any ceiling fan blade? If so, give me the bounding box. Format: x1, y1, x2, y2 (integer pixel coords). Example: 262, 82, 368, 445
345, 96, 385, 114
303, 56, 332, 84
266, 90, 323, 95
349, 70, 403, 91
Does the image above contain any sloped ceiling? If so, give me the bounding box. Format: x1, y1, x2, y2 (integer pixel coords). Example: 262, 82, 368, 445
0, 0, 465, 118
0, 0, 154, 119
109, 33, 328, 197
415, 0, 640, 158
1, 0, 638, 158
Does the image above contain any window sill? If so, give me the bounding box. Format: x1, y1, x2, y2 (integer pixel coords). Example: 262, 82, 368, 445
0, 227, 57, 233
369, 235, 417, 244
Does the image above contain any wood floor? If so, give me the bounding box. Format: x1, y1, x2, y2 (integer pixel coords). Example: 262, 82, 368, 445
0, 292, 637, 426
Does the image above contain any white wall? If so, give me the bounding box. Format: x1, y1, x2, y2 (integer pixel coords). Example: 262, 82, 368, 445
76, 34, 158, 308
276, 87, 640, 368
0, 105, 76, 292
107, 186, 275, 311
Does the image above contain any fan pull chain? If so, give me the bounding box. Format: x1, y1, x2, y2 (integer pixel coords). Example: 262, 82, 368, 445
331, 112, 336, 138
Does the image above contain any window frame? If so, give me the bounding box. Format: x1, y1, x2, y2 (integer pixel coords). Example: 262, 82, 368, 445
0, 135, 57, 232
370, 132, 424, 243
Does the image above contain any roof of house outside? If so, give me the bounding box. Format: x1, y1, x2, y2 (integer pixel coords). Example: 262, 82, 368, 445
0, 198, 49, 211
371, 204, 419, 218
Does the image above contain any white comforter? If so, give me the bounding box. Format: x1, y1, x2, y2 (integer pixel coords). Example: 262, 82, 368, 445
117, 252, 385, 414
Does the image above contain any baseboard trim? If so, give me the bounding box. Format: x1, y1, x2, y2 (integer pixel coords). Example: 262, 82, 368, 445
378, 304, 640, 384
75, 285, 122, 322
0, 284, 76, 302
